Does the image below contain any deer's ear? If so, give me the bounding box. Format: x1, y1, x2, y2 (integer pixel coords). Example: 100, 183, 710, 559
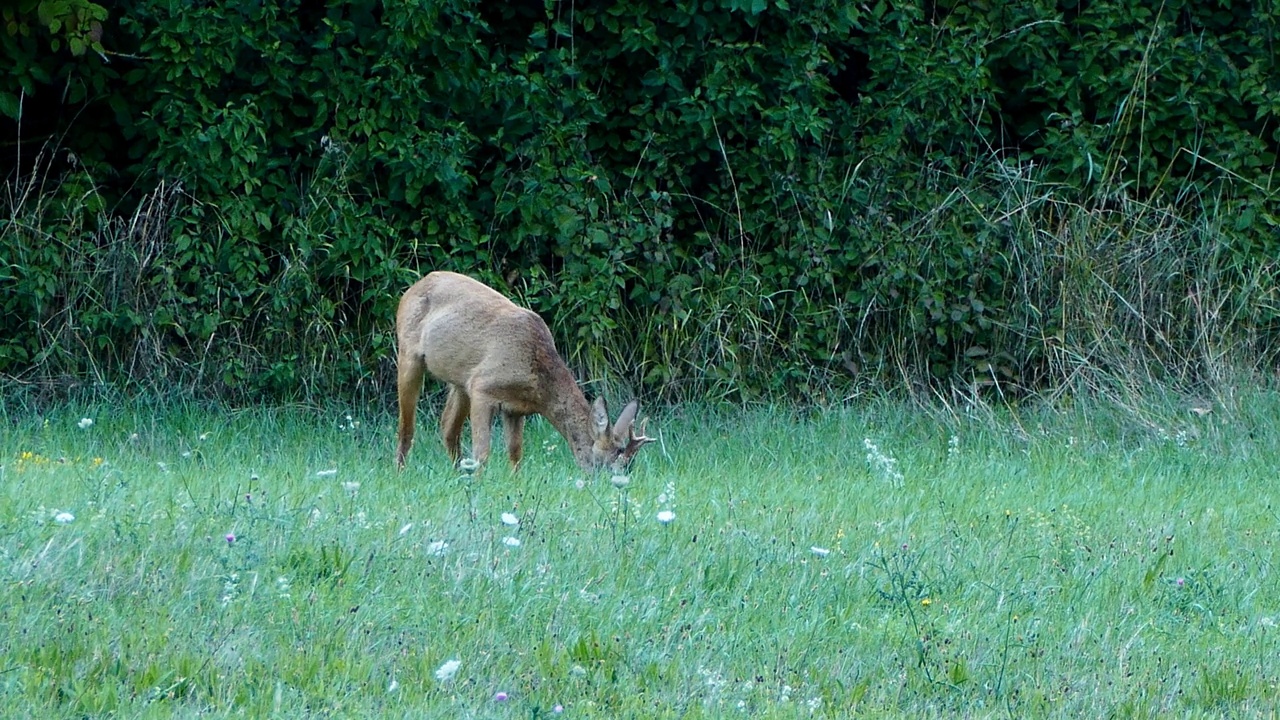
591, 397, 610, 437
612, 400, 640, 443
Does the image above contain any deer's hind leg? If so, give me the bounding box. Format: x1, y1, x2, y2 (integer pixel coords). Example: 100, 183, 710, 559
396, 350, 427, 469
440, 385, 471, 464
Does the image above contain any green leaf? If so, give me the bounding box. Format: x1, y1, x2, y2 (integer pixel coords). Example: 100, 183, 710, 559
0, 92, 18, 120
1142, 551, 1169, 589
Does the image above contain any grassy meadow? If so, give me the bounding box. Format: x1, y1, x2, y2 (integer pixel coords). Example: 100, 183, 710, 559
2, 389, 1278, 718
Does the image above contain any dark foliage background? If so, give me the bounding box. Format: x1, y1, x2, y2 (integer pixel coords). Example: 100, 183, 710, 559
3, 0, 1278, 402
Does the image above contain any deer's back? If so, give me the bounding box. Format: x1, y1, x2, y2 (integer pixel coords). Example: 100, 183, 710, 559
398, 272, 566, 402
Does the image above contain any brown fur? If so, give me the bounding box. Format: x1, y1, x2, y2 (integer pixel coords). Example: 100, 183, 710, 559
395, 271, 653, 471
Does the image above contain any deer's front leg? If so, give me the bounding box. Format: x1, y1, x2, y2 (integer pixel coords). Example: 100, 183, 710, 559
440, 385, 470, 463
503, 412, 526, 469
467, 395, 498, 467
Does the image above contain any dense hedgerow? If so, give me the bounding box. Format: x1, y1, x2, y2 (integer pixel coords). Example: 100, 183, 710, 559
2, 0, 1278, 401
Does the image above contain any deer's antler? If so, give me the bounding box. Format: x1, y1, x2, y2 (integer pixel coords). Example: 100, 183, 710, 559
618, 417, 655, 466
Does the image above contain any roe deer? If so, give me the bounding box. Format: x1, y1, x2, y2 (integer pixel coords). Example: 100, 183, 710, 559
395, 271, 654, 472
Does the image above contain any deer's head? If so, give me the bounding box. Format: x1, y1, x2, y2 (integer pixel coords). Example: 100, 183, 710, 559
589, 397, 655, 471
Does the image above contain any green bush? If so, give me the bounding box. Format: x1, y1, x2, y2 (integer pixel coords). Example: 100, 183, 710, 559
1, 0, 1277, 401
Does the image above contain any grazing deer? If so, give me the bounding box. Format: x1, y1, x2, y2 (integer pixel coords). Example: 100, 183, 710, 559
395, 271, 654, 472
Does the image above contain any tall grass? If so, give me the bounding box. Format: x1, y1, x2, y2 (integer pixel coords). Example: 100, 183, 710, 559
5, 139, 1277, 405
2, 390, 1277, 717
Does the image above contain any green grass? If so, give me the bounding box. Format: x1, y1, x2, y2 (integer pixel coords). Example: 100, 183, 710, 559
2, 390, 1279, 718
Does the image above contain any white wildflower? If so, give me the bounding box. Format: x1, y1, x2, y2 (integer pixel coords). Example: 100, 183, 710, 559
500, 512, 519, 526
502, 536, 521, 548
435, 659, 461, 682
863, 438, 904, 484
220, 573, 240, 606
54, 511, 75, 524
610, 475, 630, 489
78, 418, 93, 429
699, 666, 727, 693
656, 510, 675, 524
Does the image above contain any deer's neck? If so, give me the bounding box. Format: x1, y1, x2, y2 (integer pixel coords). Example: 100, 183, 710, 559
541, 374, 595, 471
